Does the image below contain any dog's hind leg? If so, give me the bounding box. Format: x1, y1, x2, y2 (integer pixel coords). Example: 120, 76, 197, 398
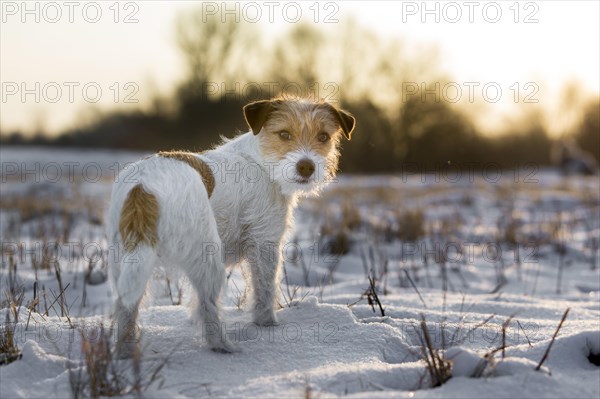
180, 238, 240, 353
111, 244, 157, 358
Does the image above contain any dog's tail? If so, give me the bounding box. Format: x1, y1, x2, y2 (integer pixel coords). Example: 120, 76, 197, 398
119, 184, 159, 252
115, 183, 160, 308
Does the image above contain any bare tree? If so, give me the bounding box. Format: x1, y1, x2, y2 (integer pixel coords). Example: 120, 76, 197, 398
176, 12, 260, 89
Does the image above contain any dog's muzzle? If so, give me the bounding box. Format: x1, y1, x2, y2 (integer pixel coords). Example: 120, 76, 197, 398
296, 158, 315, 182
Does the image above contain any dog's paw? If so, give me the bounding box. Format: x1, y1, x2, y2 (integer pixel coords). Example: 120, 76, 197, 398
253, 310, 279, 326
210, 339, 241, 354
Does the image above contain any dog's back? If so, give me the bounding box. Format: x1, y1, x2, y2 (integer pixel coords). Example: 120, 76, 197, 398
107, 154, 216, 266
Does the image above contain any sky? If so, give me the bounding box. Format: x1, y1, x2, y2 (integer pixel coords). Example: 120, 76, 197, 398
1, 0, 599, 136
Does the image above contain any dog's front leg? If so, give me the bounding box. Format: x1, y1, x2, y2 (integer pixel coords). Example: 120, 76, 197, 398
247, 240, 281, 326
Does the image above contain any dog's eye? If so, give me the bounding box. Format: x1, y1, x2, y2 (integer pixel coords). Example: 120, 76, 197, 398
317, 132, 330, 143
278, 131, 292, 141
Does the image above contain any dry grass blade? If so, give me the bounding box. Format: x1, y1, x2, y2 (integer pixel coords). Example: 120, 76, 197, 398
417, 314, 452, 387
69, 323, 172, 398
1, 273, 25, 365
502, 313, 517, 359
229, 277, 245, 310
166, 277, 182, 306
454, 314, 496, 346
0, 311, 22, 365
44, 282, 71, 317
281, 262, 309, 307
365, 276, 385, 317
536, 307, 570, 371
516, 320, 533, 347
403, 269, 427, 308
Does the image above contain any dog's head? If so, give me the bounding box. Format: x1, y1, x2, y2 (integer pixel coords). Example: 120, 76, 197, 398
244, 97, 355, 196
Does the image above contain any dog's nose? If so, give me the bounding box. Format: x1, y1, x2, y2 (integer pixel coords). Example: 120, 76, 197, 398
296, 158, 315, 178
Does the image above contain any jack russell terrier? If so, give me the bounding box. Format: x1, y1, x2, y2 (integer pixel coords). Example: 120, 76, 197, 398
106, 97, 355, 356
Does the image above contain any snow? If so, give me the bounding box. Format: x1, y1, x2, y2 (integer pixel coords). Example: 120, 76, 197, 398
443, 347, 485, 377
1, 147, 599, 398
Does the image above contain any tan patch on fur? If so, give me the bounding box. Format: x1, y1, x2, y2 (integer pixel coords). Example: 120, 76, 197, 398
257, 100, 343, 162
119, 184, 159, 252
158, 151, 215, 197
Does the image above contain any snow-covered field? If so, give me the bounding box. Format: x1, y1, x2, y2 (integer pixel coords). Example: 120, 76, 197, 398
1, 146, 599, 398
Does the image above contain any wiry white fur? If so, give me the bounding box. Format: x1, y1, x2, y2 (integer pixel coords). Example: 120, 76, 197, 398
106, 130, 338, 356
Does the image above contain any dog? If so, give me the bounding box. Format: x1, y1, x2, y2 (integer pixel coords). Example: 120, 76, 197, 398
106, 97, 355, 356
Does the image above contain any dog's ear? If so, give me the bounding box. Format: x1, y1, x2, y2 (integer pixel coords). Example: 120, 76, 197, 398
322, 103, 356, 140
243, 100, 274, 135
336, 108, 356, 140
